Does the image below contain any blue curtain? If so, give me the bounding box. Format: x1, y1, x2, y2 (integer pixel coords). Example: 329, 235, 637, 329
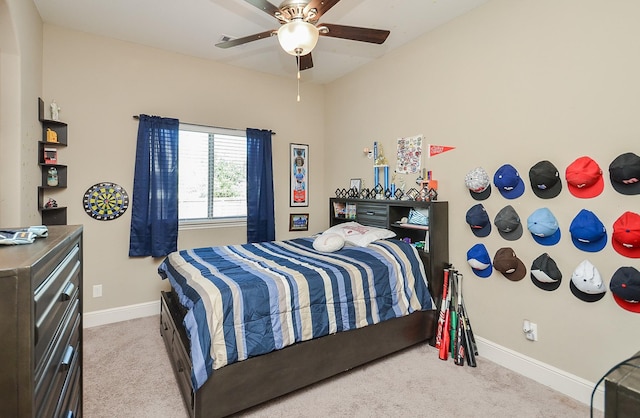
246, 128, 275, 243
129, 115, 179, 257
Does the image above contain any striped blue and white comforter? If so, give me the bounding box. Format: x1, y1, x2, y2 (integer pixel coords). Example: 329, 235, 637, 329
157, 237, 434, 390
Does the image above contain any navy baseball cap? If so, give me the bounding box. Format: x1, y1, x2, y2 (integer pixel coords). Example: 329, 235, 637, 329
527, 207, 561, 246
466, 204, 491, 237
493, 164, 525, 199
610, 267, 640, 312
569, 209, 607, 252
467, 243, 493, 278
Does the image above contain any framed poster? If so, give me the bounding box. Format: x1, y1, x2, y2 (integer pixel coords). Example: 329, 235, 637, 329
396, 135, 423, 174
289, 213, 309, 231
290, 143, 309, 207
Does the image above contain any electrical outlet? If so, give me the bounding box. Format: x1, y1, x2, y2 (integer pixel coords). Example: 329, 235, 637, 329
93, 284, 103, 298
523, 319, 538, 341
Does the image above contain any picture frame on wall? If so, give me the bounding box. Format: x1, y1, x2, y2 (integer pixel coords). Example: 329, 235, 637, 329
289, 213, 309, 231
290, 143, 309, 207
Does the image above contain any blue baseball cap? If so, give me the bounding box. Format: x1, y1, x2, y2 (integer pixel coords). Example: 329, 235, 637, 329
493, 164, 525, 199
467, 243, 493, 278
569, 209, 608, 252
466, 204, 491, 237
527, 208, 561, 246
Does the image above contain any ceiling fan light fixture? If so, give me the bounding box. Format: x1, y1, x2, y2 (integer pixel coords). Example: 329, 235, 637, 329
277, 20, 319, 56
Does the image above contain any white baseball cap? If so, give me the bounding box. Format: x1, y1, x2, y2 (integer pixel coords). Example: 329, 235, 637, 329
570, 260, 606, 302
465, 167, 492, 200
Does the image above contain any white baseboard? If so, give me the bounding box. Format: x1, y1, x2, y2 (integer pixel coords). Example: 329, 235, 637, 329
476, 336, 604, 412
82, 302, 604, 412
83, 300, 160, 329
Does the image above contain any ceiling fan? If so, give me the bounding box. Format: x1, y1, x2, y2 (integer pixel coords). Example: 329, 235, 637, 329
215, 0, 391, 71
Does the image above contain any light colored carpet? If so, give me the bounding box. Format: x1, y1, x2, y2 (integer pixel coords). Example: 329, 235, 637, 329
84, 316, 599, 418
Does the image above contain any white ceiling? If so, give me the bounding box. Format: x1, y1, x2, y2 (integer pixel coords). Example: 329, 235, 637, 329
34, 0, 488, 85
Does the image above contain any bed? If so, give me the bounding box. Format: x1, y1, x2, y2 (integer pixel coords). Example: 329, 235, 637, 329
158, 201, 448, 418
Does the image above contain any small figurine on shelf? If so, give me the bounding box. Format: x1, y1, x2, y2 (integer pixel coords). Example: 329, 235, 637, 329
50, 100, 60, 121
418, 181, 429, 201
44, 198, 58, 209
47, 167, 58, 187
46, 128, 58, 143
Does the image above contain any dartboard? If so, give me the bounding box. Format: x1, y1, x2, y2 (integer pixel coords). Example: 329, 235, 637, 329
83, 182, 129, 221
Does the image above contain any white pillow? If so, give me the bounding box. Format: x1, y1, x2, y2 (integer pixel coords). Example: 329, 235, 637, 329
313, 233, 345, 252
323, 222, 395, 247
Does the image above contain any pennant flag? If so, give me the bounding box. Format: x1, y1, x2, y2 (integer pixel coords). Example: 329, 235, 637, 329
428, 144, 456, 157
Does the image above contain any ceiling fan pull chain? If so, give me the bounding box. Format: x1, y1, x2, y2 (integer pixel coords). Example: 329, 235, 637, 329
297, 51, 301, 102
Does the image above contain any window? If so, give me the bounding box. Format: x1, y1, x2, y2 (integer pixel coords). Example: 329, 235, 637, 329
178, 124, 247, 225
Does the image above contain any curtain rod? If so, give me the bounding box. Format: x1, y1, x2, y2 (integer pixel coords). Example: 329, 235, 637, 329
132, 115, 275, 135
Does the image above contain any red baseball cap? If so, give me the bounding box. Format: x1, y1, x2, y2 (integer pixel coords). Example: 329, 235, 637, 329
565, 156, 604, 198
612, 211, 640, 258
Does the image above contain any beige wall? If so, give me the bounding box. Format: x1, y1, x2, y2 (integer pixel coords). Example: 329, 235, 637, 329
325, 0, 640, 383
3, 0, 636, 392
0, 0, 42, 227
41, 25, 326, 312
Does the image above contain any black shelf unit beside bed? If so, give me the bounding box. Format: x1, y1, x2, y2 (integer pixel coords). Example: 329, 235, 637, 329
330, 197, 449, 307
38, 98, 68, 225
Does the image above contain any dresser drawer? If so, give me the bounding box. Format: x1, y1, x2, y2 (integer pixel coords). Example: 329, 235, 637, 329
54, 345, 82, 418
35, 308, 81, 416
34, 244, 81, 360
161, 292, 195, 412
356, 203, 388, 228
172, 327, 195, 413
160, 293, 176, 345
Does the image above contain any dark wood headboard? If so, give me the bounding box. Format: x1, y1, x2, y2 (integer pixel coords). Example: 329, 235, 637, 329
329, 198, 449, 320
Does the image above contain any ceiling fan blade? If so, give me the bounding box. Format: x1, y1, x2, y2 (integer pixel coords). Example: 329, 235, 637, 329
244, 0, 281, 18
304, 0, 341, 19
319, 23, 390, 44
297, 53, 314, 71
215, 30, 275, 48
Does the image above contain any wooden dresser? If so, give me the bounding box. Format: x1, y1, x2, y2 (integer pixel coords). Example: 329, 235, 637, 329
605, 351, 640, 417
0, 225, 83, 417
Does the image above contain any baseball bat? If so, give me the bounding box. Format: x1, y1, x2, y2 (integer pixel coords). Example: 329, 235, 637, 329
438, 270, 453, 360
435, 267, 451, 350
462, 311, 477, 367
454, 273, 465, 365
456, 272, 476, 367
449, 271, 458, 357
462, 301, 478, 356
438, 305, 450, 360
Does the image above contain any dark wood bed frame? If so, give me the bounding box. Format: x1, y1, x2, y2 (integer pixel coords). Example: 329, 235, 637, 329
160, 199, 448, 418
